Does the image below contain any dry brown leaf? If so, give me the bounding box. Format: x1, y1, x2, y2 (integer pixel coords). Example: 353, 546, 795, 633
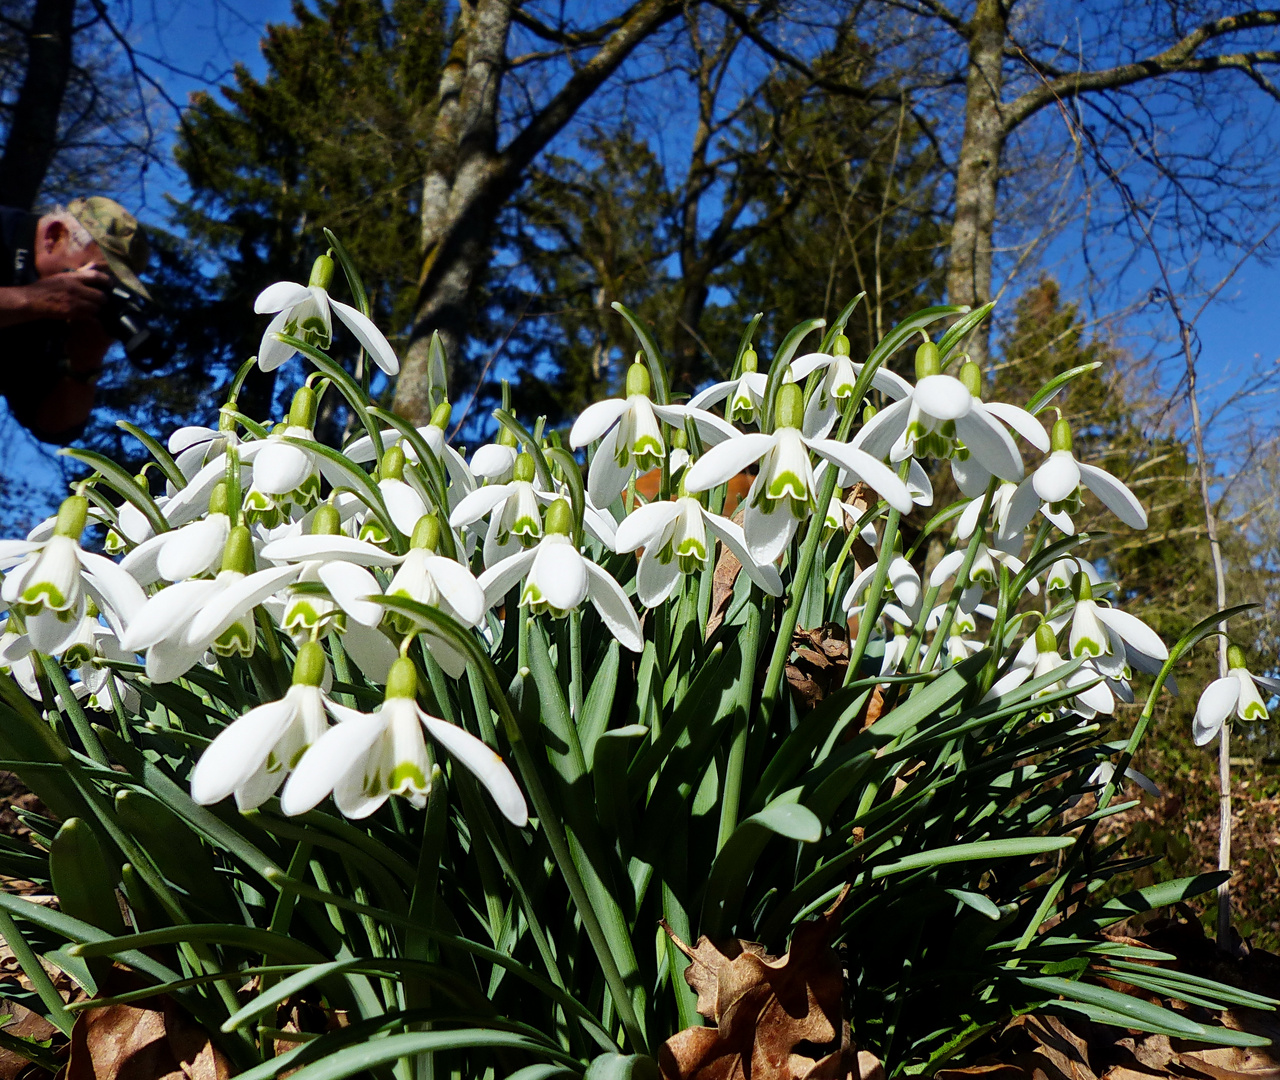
659, 888, 877, 1080
66, 1000, 230, 1080
705, 510, 746, 641
935, 1064, 1031, 1080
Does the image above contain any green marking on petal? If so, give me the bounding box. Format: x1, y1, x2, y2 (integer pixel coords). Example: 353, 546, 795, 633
389, 762, 429, 792
213, 619, 255, 658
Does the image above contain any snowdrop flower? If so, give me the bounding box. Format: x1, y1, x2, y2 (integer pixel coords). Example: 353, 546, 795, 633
940, 607, 984, 664
244, 387, 324, 523
789, 334, 912, 438
1064, 574, 1167, 678
930, 540, 1037, 612
254, 254, 399, 375
688, 343, 769, 425
685, 383, 913, 565
0, 496, 146, 654
0, 629, 39, 697
469, 429, 519, 483
1193, 645, 1274, 746
478, 499, 642, 652
1005, 418, 1146, 537
854, 346, 1028, 486
843, 550, 921, 625
880, 628, 912, 676
1087, 760, 1161, 799
985, 622, 1114, 718
281, 657, 527, 824
122, 525, 299, 682
615, 486, 783, 608
449, 452, 545, 566
359, 446, 429, 545
190, 641, 340, 811
1045, 556, 1100, 594
122, 482, 233, 586
382, 515, 487, 677
344, 402, 476, 514
569, 362, 701, 507
260, 504, 402, 639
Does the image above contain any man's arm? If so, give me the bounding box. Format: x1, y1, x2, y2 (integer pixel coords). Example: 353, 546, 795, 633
0, 264, 109, 327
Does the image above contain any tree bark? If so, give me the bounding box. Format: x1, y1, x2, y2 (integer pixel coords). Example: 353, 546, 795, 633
393, 0, 685, 425
0, 0, 77, 209
944, 0, 1007, 368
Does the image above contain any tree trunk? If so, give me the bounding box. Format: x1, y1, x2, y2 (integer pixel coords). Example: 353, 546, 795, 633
944, 0, 1007, 368
394, 0, 511, 425
0, 0, 76, 209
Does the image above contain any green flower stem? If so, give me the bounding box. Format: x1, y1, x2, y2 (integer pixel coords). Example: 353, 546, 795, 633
916, 481, 996, 678
39, 655, 109, 767
569, 611, 584, 723
473, 662, 648, 1054
716, 600, 762, 852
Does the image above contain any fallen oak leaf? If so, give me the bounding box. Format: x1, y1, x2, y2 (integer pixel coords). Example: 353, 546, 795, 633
659, 887, 870, 1080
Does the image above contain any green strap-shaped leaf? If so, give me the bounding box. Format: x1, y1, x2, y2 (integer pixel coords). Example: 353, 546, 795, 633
817, 293, 865, 353
1026, 361, 1103, 415
869, 836, 1073, 879
761, 316, 825, 432
322, 228, 369, 317
579, 639, 620, 770
117, 420, 186, 489
584, 1054, 660, 1080
936, 302, 994, 361
612, 302, 670, 405
71, 923, 328, 963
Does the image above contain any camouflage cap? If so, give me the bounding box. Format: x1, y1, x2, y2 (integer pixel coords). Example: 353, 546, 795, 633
66, 196, 152, 300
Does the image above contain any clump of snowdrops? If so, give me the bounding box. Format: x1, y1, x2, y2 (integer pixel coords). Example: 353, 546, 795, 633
0, 234, 1271, 1080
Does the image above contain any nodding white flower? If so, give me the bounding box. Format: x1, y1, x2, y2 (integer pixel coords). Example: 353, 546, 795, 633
190, 641, 340, 811
955, 481, 1026, 556
788, 336, 912, 438
1005, 418, 1146, 537
122, 525, 299, 683
281, 657, 527, 824
0, 629, 39, 697
244, 388, 326, 525
843, 552, 922, 625
985, 623, 1114, 718
478, 499, 642, 652
615, 490, 783, 608
685, 383, 914, 565
929, 541, 1037, 613
1085, 760, 1161, 801
569, 361, 707, 507
853, 347, 1030, 485
450, 452, 546, 566
260, 505, 403, 640
254, 254, 399, 375
1193, 645, 1274, 746
469, 435, 519, 483
689, 342, 770, 425
381, 515, 486, 677
121, 482, 233, 586
1064, 576, 1167, 679
358, 446, 429, 545
935, 607, 984, 664
343, 402, 476, 515
1045, 555, 1100, 593
0, 496, 146, 654
880, 628, 912, 676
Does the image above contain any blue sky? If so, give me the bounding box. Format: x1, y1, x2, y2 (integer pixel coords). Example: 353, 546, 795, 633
3, 0, 1276, 531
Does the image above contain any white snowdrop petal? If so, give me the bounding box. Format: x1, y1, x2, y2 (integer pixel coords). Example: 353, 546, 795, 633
260, 534, 403, 567
851, 397, 911, 459
951, 456, 992, 500
187, 565, 300, 647
254, 280, 311, 314
1032, 452, 1080, 504
422, 555, 487, 627
810, 441, 914, 515
954, 407, 1023, 483
583, 562, 643, 653
477, 548, 538, 607
1193, 677, 1239, 746
984, 402, 1050, 452
684, 433, 775, 492
587, 425, 636, 508
423, 716, 527, 826
123, 578, 221, 652
190, 699, 296, 805
318, 561, 383, 627
635, 550, 682, 608
703, 513, 783, 597
331, 299, 400, 375
570, 398, 630, 448
1094, 606, 1167, 660
157, 516, 229, 583
743, 498, 798, 566
688, 380, 734, 410
929, 549, 967, 588
258, 309, 296, 371
469, 443, 517, 480
281, 714, 387, 816
532, 543, 589, 612
914, 375, 973, 421
341, 622, 397, 684
449, 484, 513, 530
1077, 462, 1148, 530
615, 501, 681, 553
253, 441, 314, 496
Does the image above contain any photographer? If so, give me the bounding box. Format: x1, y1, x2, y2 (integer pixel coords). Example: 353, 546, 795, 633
0, 197, 151, 443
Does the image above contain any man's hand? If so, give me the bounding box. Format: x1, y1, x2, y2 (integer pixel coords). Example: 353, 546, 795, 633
0, 263, 110, 327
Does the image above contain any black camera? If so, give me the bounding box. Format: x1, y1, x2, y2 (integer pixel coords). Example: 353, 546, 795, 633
97, 272, 163, 366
